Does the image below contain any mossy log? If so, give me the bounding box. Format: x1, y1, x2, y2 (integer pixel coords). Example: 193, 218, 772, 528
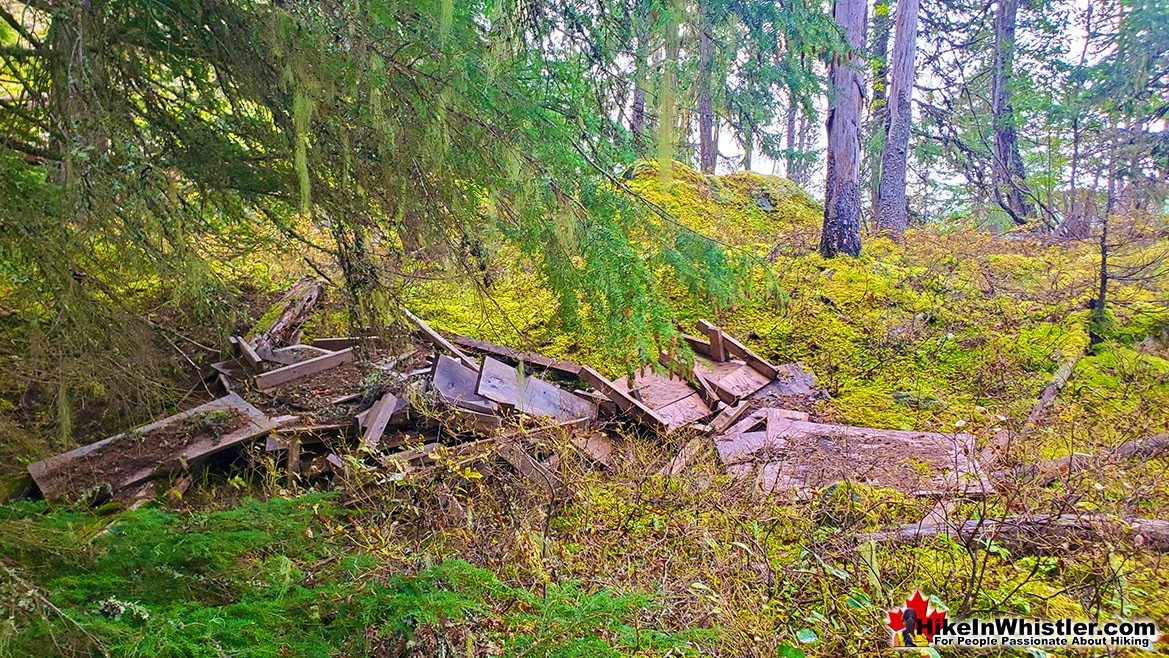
247, 278, 324, 359
990, 433, 1169, 489
861, 514, 1169, 554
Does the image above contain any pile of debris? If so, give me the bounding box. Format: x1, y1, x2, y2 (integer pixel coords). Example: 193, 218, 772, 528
26, 279, 990, 508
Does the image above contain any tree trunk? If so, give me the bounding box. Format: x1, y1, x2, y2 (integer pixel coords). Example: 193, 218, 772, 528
873, 0, 919, 238
821, 0, 868, 258
991, 0, 1031, 223
866, 0, 893, 211
630, 32, 648, 151
697, 9, 716, 173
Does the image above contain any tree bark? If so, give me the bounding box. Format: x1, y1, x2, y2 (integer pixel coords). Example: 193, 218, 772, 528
874, 0, 919, 238
247, 278, 325, 359
630, 31, 648, 151
990, 0, 1031, 223
821, 0, 868, 258
866, 0, 893, 211
697, 8, 716, 173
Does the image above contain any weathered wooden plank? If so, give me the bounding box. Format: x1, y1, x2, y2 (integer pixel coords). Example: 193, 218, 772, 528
719, 332, 778, 379
716, 364, 771, 399
696, 320, 728, 361
232, 335, 264, 368
29, 393, 281, 500
362, 392, 408, 450
709, 401, 751, 435
477, 357, 597, 421
253, 348, 355, 390
269, 344, 332, 366
655, 392, 714, 429
569, 431, 619, 470
310, 336, 379, 351
764, 408, 810, 435
432, 355, 498, 414
577, 366, 670, 433
453, 335, 582, 377
401, 307, 478, 371
681, 334, 715, 359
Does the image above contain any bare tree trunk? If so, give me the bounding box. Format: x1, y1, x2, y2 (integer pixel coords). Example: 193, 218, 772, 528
874, 0, 918, 238
866, 0, 893, 211
697, 8, 716, 173
991, 0, 1031, 224
821, 0, 868, 258
630, 32, 648, 151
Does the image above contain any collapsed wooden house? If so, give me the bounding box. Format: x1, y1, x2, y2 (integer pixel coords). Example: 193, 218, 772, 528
26, 284, 987, 505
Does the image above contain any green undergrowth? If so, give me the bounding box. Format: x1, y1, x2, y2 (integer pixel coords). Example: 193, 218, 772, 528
0, 494, 710, 657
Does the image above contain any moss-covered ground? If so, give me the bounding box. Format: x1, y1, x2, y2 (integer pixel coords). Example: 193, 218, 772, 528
3, 163, 1168, 656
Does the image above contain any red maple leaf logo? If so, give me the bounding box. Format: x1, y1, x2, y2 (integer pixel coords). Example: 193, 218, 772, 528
887, 591, 948, 641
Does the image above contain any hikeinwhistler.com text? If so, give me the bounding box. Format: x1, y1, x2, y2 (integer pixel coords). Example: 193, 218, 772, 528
930, 617, 1159, 650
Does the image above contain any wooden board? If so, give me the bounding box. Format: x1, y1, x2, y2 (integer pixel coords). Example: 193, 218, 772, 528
578, 366, 669, 433
361, 392, 408, 450
709, 401, 751, 434
696, 320, 728, 361
714, 418, 987, 496
29, 393, 281, 500
269, 344, 333, 366
432, 354, 498, 414
655, 392, 714, 429
401, 307, 478, 371
310, 336, 380, 351
476, 357, 597, 421
453, 335, 582, 377
253, 348, 355, 390
232, 335, 264, 368
716, 364, 772, 399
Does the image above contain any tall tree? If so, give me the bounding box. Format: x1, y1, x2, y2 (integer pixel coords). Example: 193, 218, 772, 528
874, 0, 919, 237
866, 0, 894, 211
821, 0, 868, 258
696, 2, 718, 173
990, 0, 1032, 223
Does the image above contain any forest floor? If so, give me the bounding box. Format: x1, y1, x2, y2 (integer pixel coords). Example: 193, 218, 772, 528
2, 163, 1169, 657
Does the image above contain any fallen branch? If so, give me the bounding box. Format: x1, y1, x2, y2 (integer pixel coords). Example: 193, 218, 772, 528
861, 514, 1169, 554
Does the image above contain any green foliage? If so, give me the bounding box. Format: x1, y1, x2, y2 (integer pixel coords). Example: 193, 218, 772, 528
0, 494, 707, 657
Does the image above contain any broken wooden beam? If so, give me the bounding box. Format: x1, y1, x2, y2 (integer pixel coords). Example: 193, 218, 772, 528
401, 307, 478, 371
247, 278, 324, 359
453, 335, 582, 377
577, 366, 671, 434
253, 348, 355, 391
708, 401, 751, 434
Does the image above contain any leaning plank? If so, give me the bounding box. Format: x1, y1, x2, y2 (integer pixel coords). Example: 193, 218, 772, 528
232, 335, 264, 368
709, 401, 751, 435
253, 348, 355, 390
861, 514, 1169, 554
577, 366, 670, 434
696, 320, 728, 361
361, 392, 408, 450
247, 278, 324, 359
453, 335, 582, 377
401, 307, 478, 371
476, 357, 597, 421
29, 393, 281, 501
681, 334, 716, 359
432, 355, 498, 414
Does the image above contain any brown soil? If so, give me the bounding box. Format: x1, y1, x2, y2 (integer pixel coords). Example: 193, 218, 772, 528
40, 408, 249, 499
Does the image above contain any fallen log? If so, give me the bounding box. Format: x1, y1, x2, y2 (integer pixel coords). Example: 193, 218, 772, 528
861, 514, 1169, 554
247, 279, 324, 359
991, 433, 1169, 489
